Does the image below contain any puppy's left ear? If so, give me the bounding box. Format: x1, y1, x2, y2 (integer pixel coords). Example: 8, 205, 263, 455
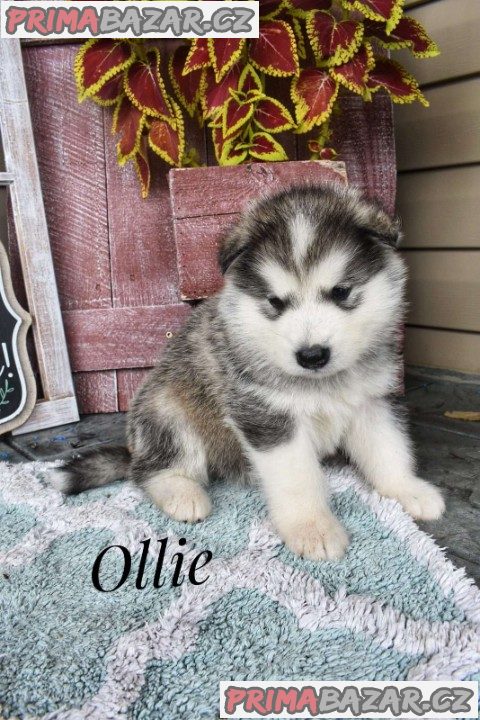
218, 223, 253, 274
360, 202, 403, 249
218, 227, 248, 275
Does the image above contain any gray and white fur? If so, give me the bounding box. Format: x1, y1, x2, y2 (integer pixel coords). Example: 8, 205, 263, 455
55, 184, 445, 560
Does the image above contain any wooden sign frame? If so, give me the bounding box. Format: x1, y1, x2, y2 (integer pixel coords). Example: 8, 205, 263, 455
0, 39, 79, 434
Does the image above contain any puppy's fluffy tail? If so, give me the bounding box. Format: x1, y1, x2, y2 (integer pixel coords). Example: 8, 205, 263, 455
52, 445, 131, 495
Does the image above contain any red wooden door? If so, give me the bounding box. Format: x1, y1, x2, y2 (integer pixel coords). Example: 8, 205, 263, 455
8, 42, 396, 414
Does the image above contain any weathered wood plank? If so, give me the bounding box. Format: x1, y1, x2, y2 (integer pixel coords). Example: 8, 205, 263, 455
117, 368, 150, 412
22, 44, 112, 311
11, 396, 79, 435
332, 92, 396, 214
74, 371, 118, 414
398, 166, 480, 249
63, 304, 191, 372
110, 38, 206, 412
9, 409, 126, 460
398, 0, 480, 86
20, 43, 116, 416
403, 250, 480, 332
174, 212, 239, 299
405, 326, 480, 374
0, 40, 78, 426
105, 130, 181, 310
296, 92, 396, 217
170, 160, 347, 219
395, 78, 480, 171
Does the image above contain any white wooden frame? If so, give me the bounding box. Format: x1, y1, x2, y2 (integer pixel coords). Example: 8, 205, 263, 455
0, 39, 79, 434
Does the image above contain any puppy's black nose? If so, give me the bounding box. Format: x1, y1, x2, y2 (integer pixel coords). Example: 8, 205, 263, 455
296, 345, 331, 370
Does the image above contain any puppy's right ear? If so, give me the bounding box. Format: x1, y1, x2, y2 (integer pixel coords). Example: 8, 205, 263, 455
218, 224, 252, 274
357, 200, 403, 249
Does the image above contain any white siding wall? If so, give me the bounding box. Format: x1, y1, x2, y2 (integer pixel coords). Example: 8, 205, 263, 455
395, 0, 480, 373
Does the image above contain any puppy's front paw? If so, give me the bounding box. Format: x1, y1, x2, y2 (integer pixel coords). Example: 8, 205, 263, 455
386, 477, 445, 521
280, 513, 349, 561
145, 475, 212, 522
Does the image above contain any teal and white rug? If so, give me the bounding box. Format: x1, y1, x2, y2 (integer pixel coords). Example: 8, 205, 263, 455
1, 460, 479, 719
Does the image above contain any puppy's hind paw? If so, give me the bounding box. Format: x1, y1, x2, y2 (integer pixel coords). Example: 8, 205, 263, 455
280, 513, 349, 562
388, 477, 445, 521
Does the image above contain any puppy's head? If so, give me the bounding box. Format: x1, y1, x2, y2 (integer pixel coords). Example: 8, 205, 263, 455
218, 184, 406, 378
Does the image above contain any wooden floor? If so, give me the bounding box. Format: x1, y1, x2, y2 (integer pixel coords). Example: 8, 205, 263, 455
2, 367, 479, 586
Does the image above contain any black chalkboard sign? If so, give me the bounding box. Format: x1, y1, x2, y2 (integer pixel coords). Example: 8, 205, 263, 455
0, 242, 36, 434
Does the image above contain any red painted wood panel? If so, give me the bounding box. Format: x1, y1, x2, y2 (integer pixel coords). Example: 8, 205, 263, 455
113, 37, 209, 412
63, 304, 191, 372
333, 93, 396, 215
170, 160, 347, 219
173, 213, 239, 300
19, 44, 117, 412
105, 129, 180, 309
170, 160, 348, 300
104, 115, 183, 411
16, 44, 195, 413
117, 369, 151, 412
23, 46, 112, 311
74, 371, 118, 414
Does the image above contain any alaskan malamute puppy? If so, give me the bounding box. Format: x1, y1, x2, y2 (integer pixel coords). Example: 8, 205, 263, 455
56, 184, 445, 560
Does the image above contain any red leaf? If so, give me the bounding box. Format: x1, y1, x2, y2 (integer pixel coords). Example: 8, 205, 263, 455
330, 42, 374, 94
216, 130, 250, 165
306, 11, 363, 66
308, 140, 336, 159
367, 57, 428, 105
212, 125, 245, 165
318, 147, 337, 160
149, 121, 181, 166
238, 64, 263, 94
249, 132, 288, 161
291, 68, 338, 130
183, 39, 211, 74
202, 65, 242, 119
254, 97, 294, 133
250, 20, 299, 77
148, 101, 185, 166
342, 0, 403, 32
134, 136, 151, 199
125, 48, 173, 120
364, 17, 439, 57
75, 39, 135, 100
223, 97, 254, 139
169, 45, 203, 117
212, 125, 228, 162
113, 96, 144, 164
91, 74, 123, 106
208, 39, 245, 82
222, 144, 249, 165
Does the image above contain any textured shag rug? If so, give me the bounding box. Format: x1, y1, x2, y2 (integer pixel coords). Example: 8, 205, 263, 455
1, 460, 480, 719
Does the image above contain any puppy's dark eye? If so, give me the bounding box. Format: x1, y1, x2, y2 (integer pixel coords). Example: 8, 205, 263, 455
267, 296, 286, 312
331, 285, 352, 302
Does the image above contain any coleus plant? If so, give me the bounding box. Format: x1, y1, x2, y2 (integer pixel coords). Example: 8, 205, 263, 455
74, 0, 439, 197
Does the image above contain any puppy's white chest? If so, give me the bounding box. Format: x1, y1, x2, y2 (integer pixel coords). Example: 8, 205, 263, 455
290, 385, 357, 455
310, 405, 351, 455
